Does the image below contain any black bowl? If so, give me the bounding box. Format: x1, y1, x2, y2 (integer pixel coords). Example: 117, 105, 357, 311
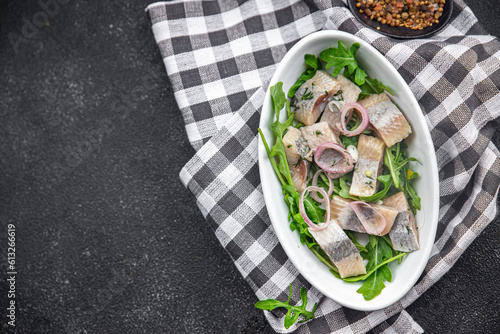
347, 0, 453, 39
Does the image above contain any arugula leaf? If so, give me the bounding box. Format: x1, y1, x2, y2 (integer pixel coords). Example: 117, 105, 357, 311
360, 174, 393, 203
303, 196, 326, 224
346, 231, 367, 253
383, 142, 422, 213
320, 41, 367, 85
339, 134, 359, 148
354, 236, 396, 300
354, 76, 394, 100
342, 251, 405, 282
318, 40, 393, 100
288, 54, 322, 98
265, 82, 296, 188
356, 265, 392, 300
255, 284, 318, 329
338, 176, 360, 201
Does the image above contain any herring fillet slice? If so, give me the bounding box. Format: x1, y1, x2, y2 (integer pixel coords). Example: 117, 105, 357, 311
330, 196, 365, 232
359, 93, 411, 147
309, 220, 366, 278
290, 160, 309, 193
383, 192, 420, 252
300, 121, 340, 161
330, 196, 398, 235
350, 134, 385, 197
283, 126, 308, 167
320, 74, 361, 136
282, 127, 310, 192
292, 70, 341, 126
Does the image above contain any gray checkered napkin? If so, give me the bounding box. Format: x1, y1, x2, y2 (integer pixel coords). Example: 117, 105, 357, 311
147, 0, 500, 333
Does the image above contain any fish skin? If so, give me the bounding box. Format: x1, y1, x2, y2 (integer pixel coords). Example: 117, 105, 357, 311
283, 126, 309, 167
292, 70, 341, 125
300, 121, 340, 161
290, 160, 309, 193
330, 196, 398, 235
309, 220, 366, 278
320, 74, 361, 136
350, 135, 385, 197
383, 192, 420, 252
359, 93, 412, 147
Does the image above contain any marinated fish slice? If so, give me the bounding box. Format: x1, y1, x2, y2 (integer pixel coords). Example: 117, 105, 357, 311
359, 93, 412, 147
309, 220, 366, 278
320, 75, 361, 136
300, 121, 340, 161
336, 74, 362, 105
283, 126, 309, 167
292, 70, 341, 126
383, 192, 419, 252
355, 203, 398, 236
290, 160, 310, 192
320, 101, 342, 137
330, 196, 397, 235
350, 135, 385, 197
329, 196, 365, 233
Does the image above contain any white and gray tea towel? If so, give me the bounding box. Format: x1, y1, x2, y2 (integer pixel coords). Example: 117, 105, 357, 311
147, 0, 500, 332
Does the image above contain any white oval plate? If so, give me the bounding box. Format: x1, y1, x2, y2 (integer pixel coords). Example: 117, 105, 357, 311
258, 31, 439, 311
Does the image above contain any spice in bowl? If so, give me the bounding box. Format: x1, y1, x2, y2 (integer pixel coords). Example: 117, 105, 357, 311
356, 0, 445, 30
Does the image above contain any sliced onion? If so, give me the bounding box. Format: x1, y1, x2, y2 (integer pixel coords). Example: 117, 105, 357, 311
314, 142, 354, 174
349, 201, 387, 235
299, 186, 331, 231
336, 102, 369, 137
310, 170, 333, 202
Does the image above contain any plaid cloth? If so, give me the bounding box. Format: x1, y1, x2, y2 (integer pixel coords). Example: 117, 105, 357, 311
147, 0, 500, 333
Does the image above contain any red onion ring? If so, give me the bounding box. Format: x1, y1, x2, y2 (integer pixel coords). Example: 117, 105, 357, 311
310, 170, 333, 202
299, 186, 331, 231
335, 102, 369, 137
314, 142, 354, 174
349, 201, 387, 235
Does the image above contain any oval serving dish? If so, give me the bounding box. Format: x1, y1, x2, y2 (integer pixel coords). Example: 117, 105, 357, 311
258, 31, 439, 311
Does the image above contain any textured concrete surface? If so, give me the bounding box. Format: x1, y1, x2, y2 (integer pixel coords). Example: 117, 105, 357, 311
0, 1, 498, 333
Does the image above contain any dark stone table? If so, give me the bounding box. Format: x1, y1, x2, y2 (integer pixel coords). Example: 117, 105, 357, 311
1, 1, 498, 333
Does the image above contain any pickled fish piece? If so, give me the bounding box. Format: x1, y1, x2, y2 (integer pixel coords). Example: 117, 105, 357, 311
383, 192, 419, 252
283, 126, 309, 167
359, 93, 411, 147
320, 101, 342, 137
292, 70, 341, 126
290, 160, 310, 193
372, 204, 398, 235
320, 75, 361, 136
330, 196, 397, 235
350, 135, 385, 197
350, 201, 398, 236
330, 196, 365, 233
300, 122, 340, 161
309, 220, 366, 278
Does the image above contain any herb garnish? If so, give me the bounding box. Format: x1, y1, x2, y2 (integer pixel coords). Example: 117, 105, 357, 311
320, 41, 393, 99
255, 284, 317, 329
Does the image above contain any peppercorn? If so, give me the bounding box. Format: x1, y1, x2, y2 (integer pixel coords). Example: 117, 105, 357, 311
360, 0, 445, 30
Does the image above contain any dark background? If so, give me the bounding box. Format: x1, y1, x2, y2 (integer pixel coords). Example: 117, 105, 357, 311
0, 1, 499, 333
